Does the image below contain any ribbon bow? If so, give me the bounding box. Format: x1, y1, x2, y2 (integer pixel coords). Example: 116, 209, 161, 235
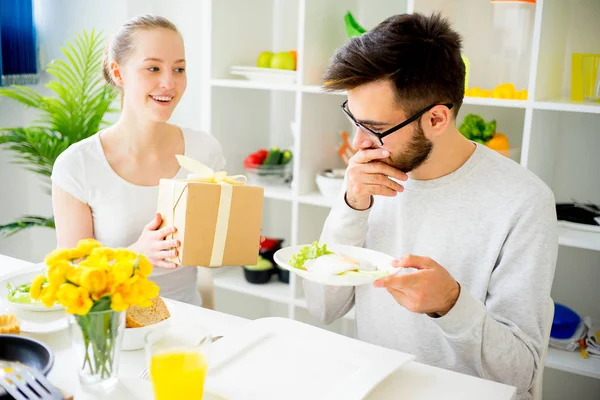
176, 155, 247, 185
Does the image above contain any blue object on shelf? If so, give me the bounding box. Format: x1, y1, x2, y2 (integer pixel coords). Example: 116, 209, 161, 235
0, 0, 39, 86
550, 302, 581, 339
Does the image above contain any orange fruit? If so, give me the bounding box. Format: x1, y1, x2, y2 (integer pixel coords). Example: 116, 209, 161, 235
289, 50, 297, 69
486, 133, 510, 156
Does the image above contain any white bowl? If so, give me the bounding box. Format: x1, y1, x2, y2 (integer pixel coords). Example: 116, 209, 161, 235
316, 169, 345, 200
122, 318, 171, 351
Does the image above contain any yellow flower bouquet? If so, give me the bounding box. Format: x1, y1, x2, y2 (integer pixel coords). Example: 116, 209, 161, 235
31, 238, 159, 389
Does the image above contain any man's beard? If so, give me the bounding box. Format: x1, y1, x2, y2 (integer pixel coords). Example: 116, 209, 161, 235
387, 122, 433, 172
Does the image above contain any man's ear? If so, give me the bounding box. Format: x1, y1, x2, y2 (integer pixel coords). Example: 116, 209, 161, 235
110, 61, 124, 87
426, 105, 452, 138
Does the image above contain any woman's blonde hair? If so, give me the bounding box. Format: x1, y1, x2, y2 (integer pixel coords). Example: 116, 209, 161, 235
102, 15, 180, 90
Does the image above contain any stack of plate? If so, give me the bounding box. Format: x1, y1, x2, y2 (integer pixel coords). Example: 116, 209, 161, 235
230, 66, 297, 84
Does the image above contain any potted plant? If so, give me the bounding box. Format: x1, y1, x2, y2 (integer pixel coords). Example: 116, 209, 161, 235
0, 30, 117, 237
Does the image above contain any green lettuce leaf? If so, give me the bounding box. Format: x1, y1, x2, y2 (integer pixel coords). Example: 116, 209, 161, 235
289, 241, 334, 269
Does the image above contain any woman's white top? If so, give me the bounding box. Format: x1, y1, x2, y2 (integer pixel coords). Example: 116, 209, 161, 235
51, 128, 226, 306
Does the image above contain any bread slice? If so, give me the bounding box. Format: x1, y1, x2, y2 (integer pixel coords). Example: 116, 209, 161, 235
126, 296, 170, 328
0, 314, 20, 334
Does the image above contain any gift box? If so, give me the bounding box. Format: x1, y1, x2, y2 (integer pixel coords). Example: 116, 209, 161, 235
156, 155, 264, 267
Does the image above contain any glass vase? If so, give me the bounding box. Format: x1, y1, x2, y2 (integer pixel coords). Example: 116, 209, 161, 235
69, 310, 125, 391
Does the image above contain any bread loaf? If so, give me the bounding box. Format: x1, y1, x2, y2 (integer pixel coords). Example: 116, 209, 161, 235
126, 296, 170, 328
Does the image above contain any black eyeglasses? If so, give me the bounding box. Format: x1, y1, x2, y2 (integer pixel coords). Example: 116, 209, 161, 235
341, 100, 453, 146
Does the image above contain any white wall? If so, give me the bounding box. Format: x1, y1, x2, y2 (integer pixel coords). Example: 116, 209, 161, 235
0, 0, 208, 261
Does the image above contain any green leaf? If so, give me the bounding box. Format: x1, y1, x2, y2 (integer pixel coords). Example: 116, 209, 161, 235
0, 86, 44, 109
289, 241, 334, 269
0, 216, 55, 238
90, 296, 112, 313
344, 11, 367, 38
458, 114, 497, 142
0, 29, 118, 238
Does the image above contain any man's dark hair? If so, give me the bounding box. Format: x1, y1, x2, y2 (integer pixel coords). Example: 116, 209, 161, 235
323, 12, 465, 117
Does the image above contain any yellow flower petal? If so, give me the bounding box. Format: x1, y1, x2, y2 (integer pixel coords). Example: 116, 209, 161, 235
67, 291, 93, 315
47, 260, 70, 285
66, 267, 83, 286
56, 283, 79, 305
75, 238, 102, 255
45, 248, 71, 266
112, 259, 134, 284
110, 292, 129, 312
57, 284, 93, 315
30, 275, 45, 300
81, 268, 108, 300
136, 256, 153, 278
40, 285, 59, 308
139, 279, 160, 300
114, 249, 137, 263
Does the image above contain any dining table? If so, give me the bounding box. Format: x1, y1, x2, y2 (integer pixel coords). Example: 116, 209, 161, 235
0, 253, 517, 400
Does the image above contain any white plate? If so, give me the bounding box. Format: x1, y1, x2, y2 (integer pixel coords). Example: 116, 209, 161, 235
0, 266, 64, 312
230, 65, 296, 74
274, 244, 396, 286
0, 302, 69, 334
0, 265, 69, 334
203, 317, 414, 400
230, 65, 297, 84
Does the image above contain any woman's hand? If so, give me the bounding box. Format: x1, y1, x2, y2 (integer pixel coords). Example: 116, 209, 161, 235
130, 213, 180, 269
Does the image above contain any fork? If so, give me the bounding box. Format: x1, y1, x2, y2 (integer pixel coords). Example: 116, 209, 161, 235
0, 362, 63, 400
139, 335, 224, 381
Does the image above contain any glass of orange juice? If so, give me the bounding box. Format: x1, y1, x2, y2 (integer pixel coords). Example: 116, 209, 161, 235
145, 323, 212, 400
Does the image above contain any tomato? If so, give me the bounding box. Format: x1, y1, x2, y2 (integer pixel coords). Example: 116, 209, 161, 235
244, 153, 263, 168
260, 238, 281, 251
244, 149, 269, 168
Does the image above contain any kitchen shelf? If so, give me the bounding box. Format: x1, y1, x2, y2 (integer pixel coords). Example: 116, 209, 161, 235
462, 97, 529, 108
213, 267, 292, 304
557, 224, 600, 252
297, 191, 334, 208
205, 1, 600, 389
301, 85, 347, 95
546, 348, 600, 380
302, 87, 535, 110
533, 100, 600, 115
211, 79, 298, 92
263, 185, 294, 202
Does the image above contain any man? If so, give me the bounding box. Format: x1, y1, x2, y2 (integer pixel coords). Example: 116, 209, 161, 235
303, 13, 557, 400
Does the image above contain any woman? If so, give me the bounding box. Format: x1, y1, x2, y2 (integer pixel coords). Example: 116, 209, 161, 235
51, 15, 224, 306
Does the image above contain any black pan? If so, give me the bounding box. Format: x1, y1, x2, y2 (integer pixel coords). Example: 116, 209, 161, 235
0, 335, 54, 399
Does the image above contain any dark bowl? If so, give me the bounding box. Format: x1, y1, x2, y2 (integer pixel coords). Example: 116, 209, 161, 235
0, 335, 54, 399
243, 268, 274, 284
277, 267, 290, 284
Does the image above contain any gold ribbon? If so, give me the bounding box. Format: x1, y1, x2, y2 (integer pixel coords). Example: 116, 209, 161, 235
174, 155, 247, 266
176, 155, 247, 185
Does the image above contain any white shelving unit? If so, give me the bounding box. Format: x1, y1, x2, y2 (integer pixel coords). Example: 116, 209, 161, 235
546, 348, 600, 380
199, 0, 600, 391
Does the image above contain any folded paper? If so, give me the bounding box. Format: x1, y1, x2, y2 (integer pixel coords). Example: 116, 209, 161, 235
157, 155, 264, 267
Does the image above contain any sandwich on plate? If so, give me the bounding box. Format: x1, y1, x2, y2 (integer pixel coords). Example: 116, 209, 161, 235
289, 242, 387, 278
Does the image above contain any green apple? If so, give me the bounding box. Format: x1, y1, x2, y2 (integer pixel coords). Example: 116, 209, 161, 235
256, 51, 274, 68
270, 51, 296, 70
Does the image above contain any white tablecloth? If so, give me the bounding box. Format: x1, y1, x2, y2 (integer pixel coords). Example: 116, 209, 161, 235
0, 254, 516, 400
